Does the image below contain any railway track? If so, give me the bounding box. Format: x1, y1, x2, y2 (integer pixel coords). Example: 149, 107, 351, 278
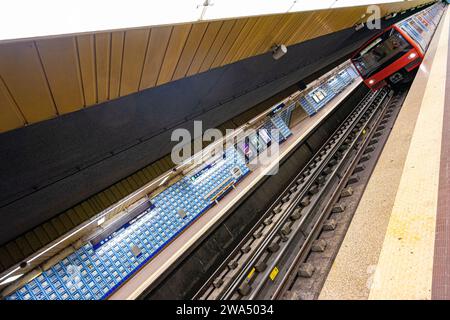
284, 87, 409, 300
195, 86, 394, 300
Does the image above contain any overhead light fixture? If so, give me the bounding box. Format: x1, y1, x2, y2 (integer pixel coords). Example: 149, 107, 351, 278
158, 173, 171, 186
0, 273, 23, 286
198, 0, 214, 20
272, 44, 287, 60
355, 23, 365, 31
97, 217, 106, 226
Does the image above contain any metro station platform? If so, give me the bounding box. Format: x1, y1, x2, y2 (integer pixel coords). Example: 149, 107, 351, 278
109, 68, 361, 300
321, 6, 450, 300
1, 0, 448, 303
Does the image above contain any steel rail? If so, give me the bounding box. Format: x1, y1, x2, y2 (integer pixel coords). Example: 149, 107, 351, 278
195, 87, 386, 300
250, 88, 393, 299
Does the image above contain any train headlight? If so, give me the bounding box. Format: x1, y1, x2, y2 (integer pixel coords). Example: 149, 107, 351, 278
408, 52, 417, 60
368, 79, 375, 85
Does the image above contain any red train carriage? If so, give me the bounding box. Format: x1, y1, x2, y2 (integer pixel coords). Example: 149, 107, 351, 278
351, 2, 446, 89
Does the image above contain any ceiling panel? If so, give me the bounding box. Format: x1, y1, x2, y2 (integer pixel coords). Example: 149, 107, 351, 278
76, 35, 97, 106
109, 31, 125, 99
0, 41, 56, 123
157, 24, 192, 85
221, 17, 259, 66
172, 23, 208, 81
140, 26, 172, 90
0, 77, 24, 131
210, 18, 248, 69
198, 20, 236, 73
186, 21, 223, 77
95, 33, 111, 103
275, 13, 305, 45
35, 37, 84, 114
252, 15, 285, 56
0, 0, 432, 133
236, 16, 268, 60
120, 29, 150, 96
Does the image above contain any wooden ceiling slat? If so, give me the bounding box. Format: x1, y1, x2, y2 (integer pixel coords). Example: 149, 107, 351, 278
157, 24, 192, 85
0, 247, 14, 270
76, 35, 97, 106
325, 7, 357, 30
307, 11, 335, 40
229, 17, 263, 63
241, 15, 282, 60
172, 22, 209, 81
270, 14, 295, 42
42, 222, 59, 240
109, 31, 125, 99
0, 76, 25, 131
277, 12, 307, 45
252, 15, 286, 56
140, 26, 172, 90
33, 226, 51, 246
119, 29, 151, 96
35, 37, 84, 115
5, 242, 23, 262
285, 12, 315, 45
198, 20, 236, 73
95, 33, 111, 103
0, 42, 56, 123
0, 0, 430, 133
186, 21, 223, 77
210, 18, 248, 69
221, 17, 259, 66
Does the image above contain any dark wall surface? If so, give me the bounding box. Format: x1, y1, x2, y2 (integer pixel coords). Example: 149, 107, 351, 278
0, 14, 406, 246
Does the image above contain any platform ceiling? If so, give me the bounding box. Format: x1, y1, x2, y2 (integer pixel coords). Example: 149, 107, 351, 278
0, 0, 431, 133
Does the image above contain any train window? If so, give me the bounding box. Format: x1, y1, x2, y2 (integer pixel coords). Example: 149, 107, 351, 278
352, 28, 413, 78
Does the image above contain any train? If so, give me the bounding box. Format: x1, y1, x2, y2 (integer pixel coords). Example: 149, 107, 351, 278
351, 2, 446, 89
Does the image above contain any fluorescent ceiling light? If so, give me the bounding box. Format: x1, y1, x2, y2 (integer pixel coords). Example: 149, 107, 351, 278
97, 217, 106, 226
1, 1, 410, 42
0, 273, 23, 286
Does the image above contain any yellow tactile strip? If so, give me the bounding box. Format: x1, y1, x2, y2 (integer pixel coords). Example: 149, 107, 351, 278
369, 9, 449, 300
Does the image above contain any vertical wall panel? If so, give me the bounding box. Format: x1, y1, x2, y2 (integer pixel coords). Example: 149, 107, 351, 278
140, 26, 172, 90
186, 21, 223, 76
172, 23, 208, 81
0, 247, 14, 270
95, 33, 111, 103
285, 13, 314, 45
198, 20, 235, 73
0, 42, 56, 123
77, 35, 97, 106
157, 24, 192, 85
211, 18, 248, 69
252, 15, 284, 56
35, 37, 84, 114
120, 29, 150, 96
272, 14, 301, 45
221, 17, 258, 66
109, 31, 125, 99
234, 17, 271, 60
0, 0, 429, 134
0, 76, 24, 131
